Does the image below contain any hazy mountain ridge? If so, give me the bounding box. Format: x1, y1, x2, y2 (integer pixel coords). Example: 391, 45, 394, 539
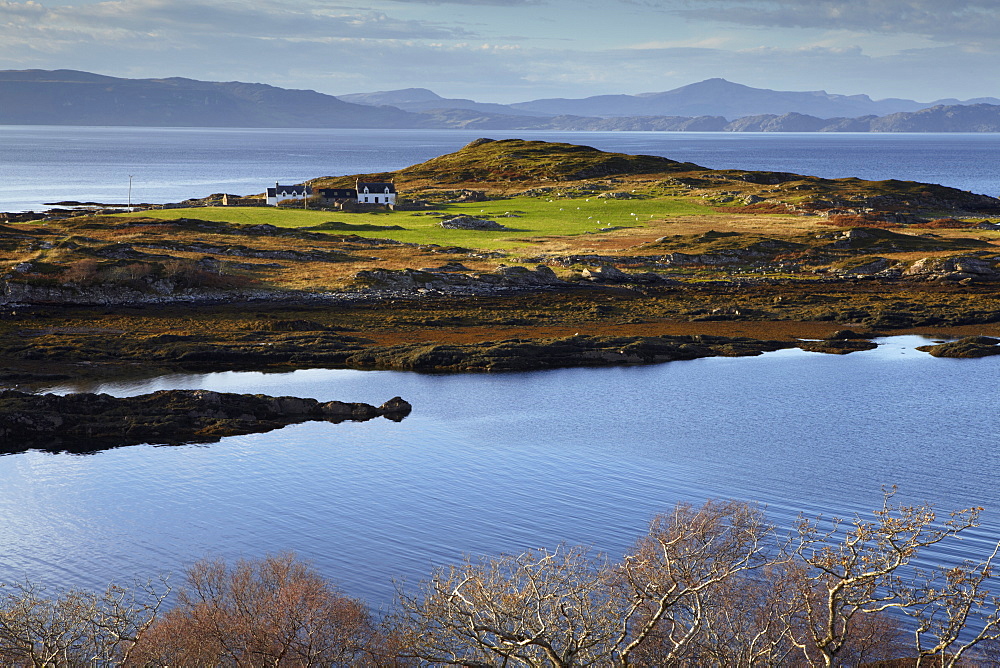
3, 69, 1000, 132
508, 78, 997, 119
344, 78, 999, 121
0, 69, 428, 128
336, 87, 555, 117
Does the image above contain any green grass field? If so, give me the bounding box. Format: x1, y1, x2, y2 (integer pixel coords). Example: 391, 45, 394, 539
125, 195, 718, 249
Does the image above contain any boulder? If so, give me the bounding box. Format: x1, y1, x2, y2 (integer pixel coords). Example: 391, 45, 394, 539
497, 264, 562, 286
581, 265, 630, 282
904, 255, 999, 281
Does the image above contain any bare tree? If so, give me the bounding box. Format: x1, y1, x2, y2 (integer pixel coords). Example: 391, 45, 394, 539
787, 487, 998, 667
392, 500, 782, 667
392, 544, 625, 667
131, 553, 376, 667
0, 578, 168, 667
618, 499, 788, 667
907, 541, 1000, 667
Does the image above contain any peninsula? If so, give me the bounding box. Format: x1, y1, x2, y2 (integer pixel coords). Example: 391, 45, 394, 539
3, 138, 1000, 390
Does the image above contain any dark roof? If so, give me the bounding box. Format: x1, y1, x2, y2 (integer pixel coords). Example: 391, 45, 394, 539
267, 184, 311, 196
356, 182, 396, 194
318, 188, 358, 198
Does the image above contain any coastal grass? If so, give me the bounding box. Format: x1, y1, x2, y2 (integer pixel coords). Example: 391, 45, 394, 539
120, 195, 717, 249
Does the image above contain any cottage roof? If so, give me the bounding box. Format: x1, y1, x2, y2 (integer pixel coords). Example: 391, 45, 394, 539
356, 181, 396, 194
267, 184, 311, 197
318, 188, 358, 198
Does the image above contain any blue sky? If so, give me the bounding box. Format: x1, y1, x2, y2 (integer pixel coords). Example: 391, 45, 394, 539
0, 0, 995, 102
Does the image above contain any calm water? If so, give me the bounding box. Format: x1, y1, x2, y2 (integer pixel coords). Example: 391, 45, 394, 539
3, 127, 1000, 211
2, 337, 999, 609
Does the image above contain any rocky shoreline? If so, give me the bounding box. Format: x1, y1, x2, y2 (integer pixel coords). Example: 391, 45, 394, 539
0, 390, 411, 453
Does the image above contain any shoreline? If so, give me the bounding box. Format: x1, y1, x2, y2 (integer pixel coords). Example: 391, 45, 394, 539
4, 285, 1000, 390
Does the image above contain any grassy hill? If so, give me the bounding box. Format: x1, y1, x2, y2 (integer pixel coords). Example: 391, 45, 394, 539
313, 138, 707, 189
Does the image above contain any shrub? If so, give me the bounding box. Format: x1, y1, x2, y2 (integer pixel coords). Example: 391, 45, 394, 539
131, 554, 378, 667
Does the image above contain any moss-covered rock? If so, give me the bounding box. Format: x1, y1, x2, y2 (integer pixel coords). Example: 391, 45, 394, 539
916, 336, 1000, 358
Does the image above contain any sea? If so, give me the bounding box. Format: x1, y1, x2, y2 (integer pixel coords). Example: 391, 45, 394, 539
3, 127, 1000, 212
1, 128, 1000, 615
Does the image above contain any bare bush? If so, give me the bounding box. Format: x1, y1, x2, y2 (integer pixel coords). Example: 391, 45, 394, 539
131, 553, 376, 667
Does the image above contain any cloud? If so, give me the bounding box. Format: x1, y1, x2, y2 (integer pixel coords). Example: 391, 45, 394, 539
0, 0, 468, 42
662, 0, 1000, 44
0, 0, 996, 103
383, 0, 542, 5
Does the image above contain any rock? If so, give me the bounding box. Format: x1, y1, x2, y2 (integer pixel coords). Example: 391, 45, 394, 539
835, 258, 892, 277
904, 255, 999, 281
496, 265, 562, 286
439, 216, 508, 231
0, 389, 410, 453
581, 265, 629, 282
379, 396, 412, 413
916, 336, 1000, 358
828, 329, 875, 340
797, 338, 878, 354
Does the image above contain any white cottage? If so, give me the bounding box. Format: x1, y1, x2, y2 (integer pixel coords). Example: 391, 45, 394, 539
266, 183, 312, 206
356, 181, 396, 205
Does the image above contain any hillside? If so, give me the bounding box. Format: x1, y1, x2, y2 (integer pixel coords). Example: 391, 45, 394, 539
309, 138, 1000, 221
314, 138, 707, 188
0, 70, 427, 128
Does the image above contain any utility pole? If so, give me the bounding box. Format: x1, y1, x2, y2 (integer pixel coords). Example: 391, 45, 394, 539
128, 175, 133, 212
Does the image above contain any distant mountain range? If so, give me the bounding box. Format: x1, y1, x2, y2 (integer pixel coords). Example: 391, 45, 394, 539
0, 69, 419, 127
338, 78, 1000, 121
3, 69, 1000, 132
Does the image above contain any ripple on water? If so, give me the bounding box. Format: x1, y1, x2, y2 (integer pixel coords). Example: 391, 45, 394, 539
2, 336, 999, 608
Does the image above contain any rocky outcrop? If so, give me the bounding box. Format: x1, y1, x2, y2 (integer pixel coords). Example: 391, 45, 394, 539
833, 257, 897, 278
345, 334, 796, 372
581, 265, 629, 282
797, 330, 878, 354
0, 389, 411, 453
903, 255, 1000, 282
439, 216, 508, 231
916, 336, 1000, 358
353, 265, 565, 293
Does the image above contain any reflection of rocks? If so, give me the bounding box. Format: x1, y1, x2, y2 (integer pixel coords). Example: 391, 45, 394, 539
798, 330, 878, 354
916, 336, 1000, 358
0, 389, 411, 453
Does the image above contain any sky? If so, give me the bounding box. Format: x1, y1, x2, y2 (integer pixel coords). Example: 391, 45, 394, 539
0, 0, 996, 103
